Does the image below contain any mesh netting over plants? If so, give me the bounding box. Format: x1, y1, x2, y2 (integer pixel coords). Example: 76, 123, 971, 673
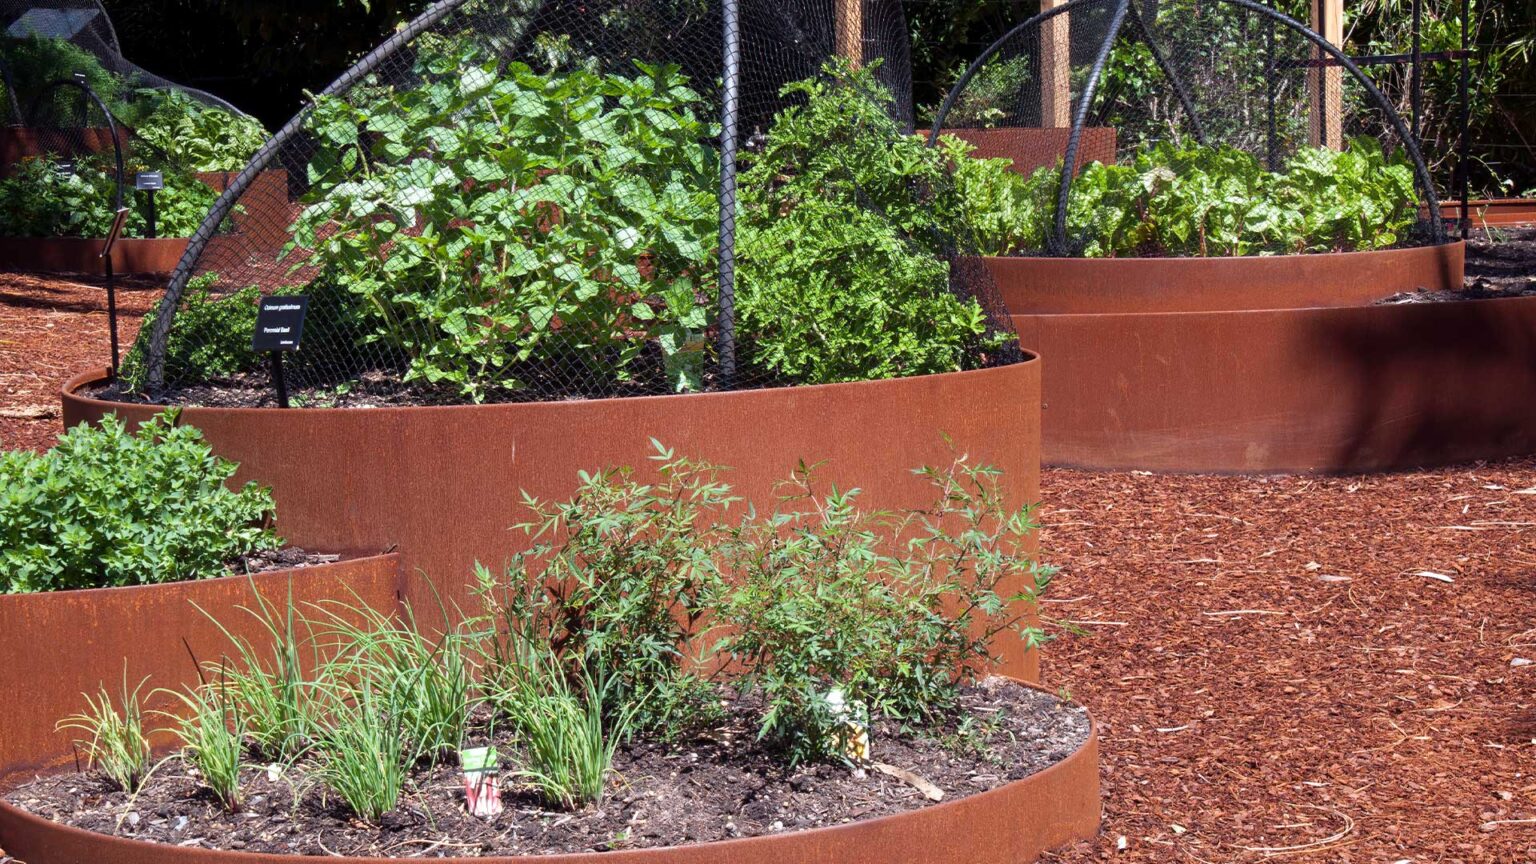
117, 0, 1023, 408
929, 0, 1446, 259
0, 0, 269, 241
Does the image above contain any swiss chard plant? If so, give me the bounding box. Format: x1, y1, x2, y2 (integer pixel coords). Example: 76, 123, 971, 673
287, 35, 719, 402
972, 137, 1420, 258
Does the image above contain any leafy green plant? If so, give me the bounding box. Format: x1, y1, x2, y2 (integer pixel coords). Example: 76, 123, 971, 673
712, 454, 1052, 765
477, 441, 733, 737
289, 35, 718, 401
973, 137, 1420, 257
0, 411, 280, 594
121, 275, 263, 392
123, 88, 268, 173
160, 675, 246, 810
0, 153, 220, 239
57, 672, 153, 793
737, 59, 1011, 385
0, 35, 122, 114
0, 156, 118, 238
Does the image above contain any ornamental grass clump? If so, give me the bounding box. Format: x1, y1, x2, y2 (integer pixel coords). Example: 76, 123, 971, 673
0, 411, 279, 594
160, 675, 247, 811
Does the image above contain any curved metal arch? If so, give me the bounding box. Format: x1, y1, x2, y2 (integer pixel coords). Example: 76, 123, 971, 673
0, 54, 19, 126
26, 77, 124, 212
929, 0, 1446, 252
144, 0, 476, 393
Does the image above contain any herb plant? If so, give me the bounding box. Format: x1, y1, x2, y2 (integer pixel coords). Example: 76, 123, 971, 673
712, 455, 1052, 765
0, 154, 219, 239
124, 88, 268, 173
0, 411, 279, 594
121, 275, 264, 393
161, 677, 247, 810
290, 36, 718, 401
736, 59, 1010, 385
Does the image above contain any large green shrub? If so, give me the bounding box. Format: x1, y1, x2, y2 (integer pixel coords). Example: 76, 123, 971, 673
290, 36, 718, 402
736, 60, 1010, 385
0, 411, 279, 594
0, 35, 122, 115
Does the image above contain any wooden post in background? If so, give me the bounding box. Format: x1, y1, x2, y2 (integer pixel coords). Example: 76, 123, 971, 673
836, 0, 864, 66
1308, 0, 1343, 149
1041, 0, 1071, 127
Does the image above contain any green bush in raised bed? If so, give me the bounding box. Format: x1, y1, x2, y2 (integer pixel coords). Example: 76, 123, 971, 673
0, 153, 221, 238
734, 59, 1014, 386
0, 411, 279, 593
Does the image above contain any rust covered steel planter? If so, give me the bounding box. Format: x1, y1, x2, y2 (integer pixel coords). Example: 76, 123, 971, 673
63, 359, 1044, 680
0, 680, 1099, 864
0, 555, 403, 786
983, 243, 1536, 473
0, 171, 290, 275
0, 236, 189, 274
1429, 198, 1536, 228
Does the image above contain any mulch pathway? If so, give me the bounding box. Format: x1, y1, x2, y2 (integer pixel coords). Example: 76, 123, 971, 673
4, 257, 1536, 862
0, 271, 158, 452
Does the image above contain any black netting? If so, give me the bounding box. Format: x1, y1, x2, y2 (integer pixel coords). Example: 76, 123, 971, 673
930, 0, 1446, 258
117, 0, 1020, 408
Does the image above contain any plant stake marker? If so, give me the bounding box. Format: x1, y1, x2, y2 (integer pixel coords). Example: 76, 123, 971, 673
459, 746, 502, 818
251, 296, 308, 408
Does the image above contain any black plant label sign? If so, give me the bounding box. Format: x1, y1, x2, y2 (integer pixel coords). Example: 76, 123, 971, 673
135, 171, 164, 191
252, 296, 309, 352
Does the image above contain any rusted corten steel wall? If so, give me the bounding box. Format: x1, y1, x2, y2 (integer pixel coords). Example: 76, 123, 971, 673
0, 681, 1099, 864
1424, 200, 1536, 228
0, 237, 189, 274
987, 243, 1465, 314
62, 361, 1045, 681
983, 247, 1536, 472
940, 127, 1118, 176
0, 555, 404, 787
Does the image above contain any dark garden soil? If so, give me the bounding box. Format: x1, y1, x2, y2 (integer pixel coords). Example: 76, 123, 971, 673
1381, 227, 1536, 303
3, 679, 1088, 857
229, 546, 344, 575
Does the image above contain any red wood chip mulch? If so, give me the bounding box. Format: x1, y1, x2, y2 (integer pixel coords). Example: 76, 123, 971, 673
4, 271, 1536, 862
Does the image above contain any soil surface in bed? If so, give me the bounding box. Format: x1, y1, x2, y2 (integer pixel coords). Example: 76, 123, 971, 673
1381, 226, 1536, 303
3, 678, 1088, 858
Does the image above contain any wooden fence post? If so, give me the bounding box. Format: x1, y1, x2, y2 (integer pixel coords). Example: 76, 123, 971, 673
1308, 0, 1343, 149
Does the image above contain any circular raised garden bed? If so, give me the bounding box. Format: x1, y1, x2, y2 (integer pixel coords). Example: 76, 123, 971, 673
0, 554, 403, 784
0, 171, 289, 276
0, 676, 1098, 864
63, 358, 1045, 680
980, 242, 1536, 473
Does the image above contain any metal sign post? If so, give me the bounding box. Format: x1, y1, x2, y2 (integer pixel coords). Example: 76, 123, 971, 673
98, 205, 130, 376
